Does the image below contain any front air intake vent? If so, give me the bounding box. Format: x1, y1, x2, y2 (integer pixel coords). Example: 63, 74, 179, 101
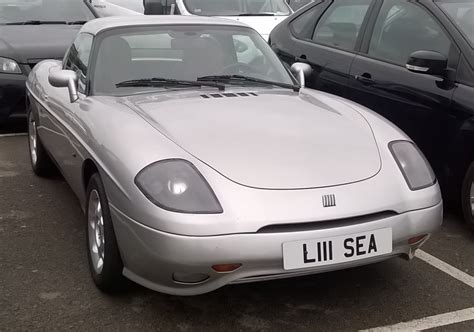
201, 92, 258, 99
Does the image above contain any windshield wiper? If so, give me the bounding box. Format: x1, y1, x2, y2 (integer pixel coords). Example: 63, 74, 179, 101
5, 20, 67, 25
238, 13, 275, 16
67, 20, 88, 25
116, 78, 225, 91
197, 75, 299, 91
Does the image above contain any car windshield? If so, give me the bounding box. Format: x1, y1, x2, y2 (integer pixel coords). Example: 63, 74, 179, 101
183, 0, 291, 16
436, 0, 474, 46
92, 25, 295, 95
0, 0, 95, 25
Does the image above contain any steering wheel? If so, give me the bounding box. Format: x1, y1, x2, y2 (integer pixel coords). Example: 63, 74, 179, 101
221, 63, 257, 75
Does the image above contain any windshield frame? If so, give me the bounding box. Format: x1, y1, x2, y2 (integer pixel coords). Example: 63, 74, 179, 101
0, 0, 97, 25
88, 24, 297, 97
435, 0, 474, 49
182, 0, 292, 17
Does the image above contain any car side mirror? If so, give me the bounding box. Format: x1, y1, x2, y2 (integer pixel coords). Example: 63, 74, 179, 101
290, 62, 312, 88
144, 0, 164, 14
406, 51, 448, 76
48, 69, 79, 103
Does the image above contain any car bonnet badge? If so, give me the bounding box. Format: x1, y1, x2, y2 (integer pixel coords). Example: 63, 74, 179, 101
322, 194, 336, 208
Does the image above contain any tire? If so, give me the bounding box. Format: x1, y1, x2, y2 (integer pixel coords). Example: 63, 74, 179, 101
461, 163, 474, 230
86, 173, 126, 293
27, 109, 55, 177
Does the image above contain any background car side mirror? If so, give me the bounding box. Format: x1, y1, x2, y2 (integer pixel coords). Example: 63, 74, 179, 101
406, 51, 448, 76
143, 0, 164, 14
48, 69, 79, 103
290, 62, 312, 88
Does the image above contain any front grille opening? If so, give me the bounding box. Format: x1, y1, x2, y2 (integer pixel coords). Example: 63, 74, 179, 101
257, 211, 397, 234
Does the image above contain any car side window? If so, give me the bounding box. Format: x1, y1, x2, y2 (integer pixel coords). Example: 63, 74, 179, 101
64, 33, 94, 94
368, 0, 451, 66
143, 0, 179, 14
312, 0, 373, 51
290, 4, 325, 40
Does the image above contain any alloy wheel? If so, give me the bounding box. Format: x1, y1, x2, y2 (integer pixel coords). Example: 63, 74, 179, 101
28, 113, 37, 166
88, 189, 105, 275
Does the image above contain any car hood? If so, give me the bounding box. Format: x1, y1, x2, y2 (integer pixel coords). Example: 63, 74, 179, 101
126, 89, 381, 190
219, 16, 287, 39
0, 25, 80, 64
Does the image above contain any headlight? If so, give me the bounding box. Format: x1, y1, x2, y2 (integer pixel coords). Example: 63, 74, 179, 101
135, 159, 223, 214
389, 141, 436, 191
0, 57, 21, 74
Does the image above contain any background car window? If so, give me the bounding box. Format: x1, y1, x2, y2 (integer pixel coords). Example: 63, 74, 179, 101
183, 0, 291, 16
0, 0, 94, 24
64, 34, 94, 94
437, 1, 474, 47
290, 4, 323, 39
369, 0, 451, 65
312, 0, 373, 51
102, 0, 145, 13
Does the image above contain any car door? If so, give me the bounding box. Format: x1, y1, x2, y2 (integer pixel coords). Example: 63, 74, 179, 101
275, 0, 376, 97
348, 0, 460, 176
43, 33, 94, 197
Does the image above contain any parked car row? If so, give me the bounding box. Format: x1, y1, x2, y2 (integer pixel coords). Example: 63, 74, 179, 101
87, 0, 295, 40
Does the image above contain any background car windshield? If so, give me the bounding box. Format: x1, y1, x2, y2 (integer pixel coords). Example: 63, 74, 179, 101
92, 25, 294, 95
99, 0, 144, 12
0, 0, 95, 24
183, 0, 291, 16
437, 0, 474, 46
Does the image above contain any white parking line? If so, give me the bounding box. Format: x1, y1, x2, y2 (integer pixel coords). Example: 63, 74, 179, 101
361, 307, 474, 331
0, 133, 27, 138
362, 250, 474, 331
416, 250, 474, 288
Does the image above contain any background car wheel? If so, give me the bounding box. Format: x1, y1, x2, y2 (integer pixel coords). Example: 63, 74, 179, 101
27, 109, 55, 177
86, 173, 125, 293
462, 163, 474, 230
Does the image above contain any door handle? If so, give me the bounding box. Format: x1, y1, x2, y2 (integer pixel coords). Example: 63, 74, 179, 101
355, 74, 374, 85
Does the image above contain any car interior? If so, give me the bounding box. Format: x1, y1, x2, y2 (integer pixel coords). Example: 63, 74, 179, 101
92, 32, 274, 94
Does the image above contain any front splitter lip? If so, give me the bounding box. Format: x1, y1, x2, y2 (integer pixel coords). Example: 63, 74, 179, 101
110, 201, 443, 296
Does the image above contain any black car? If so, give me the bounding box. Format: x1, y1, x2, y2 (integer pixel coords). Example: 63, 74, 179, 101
0, 0, 97, 124
270, 0, 474, 227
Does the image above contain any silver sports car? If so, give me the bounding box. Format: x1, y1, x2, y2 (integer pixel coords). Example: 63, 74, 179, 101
26, 16, 443, 296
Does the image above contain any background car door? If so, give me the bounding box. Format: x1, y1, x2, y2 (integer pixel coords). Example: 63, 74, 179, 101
348, 0, 460, 177
279, 0, 375, 97
43, 33, 94, 197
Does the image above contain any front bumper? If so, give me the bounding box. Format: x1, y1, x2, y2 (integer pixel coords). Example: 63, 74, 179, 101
111, 202, 443, 296
0, 73, 27, 122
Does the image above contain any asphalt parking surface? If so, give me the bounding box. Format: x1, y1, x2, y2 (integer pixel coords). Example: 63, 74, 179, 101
1, 123, 473, 331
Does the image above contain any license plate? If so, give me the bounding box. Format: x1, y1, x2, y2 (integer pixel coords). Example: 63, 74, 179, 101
282, 228, 392, 270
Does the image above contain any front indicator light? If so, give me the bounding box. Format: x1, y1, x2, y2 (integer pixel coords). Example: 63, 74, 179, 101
408, 234, 428, 245
212, 264, 242, 273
